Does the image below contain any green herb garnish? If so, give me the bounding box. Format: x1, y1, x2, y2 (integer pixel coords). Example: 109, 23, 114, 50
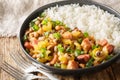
84, 32, 89, 37
44, 32, 50, 37
106, 55, 113, 60
66, 47, 73, 53
39, 53, 45, 58
54, 63, 61, 68
74, 49, 84, 56
23, 35, 28, 41
40, 12, 46, 17
40, 48, 47, 54
57, 44, 64, 53
78, 38, 83, 44
86, 58, 94, 67
53, 32, 61, 39
32, 24, 39, 31
92, 44, 99, 50
41, 19, 48, 25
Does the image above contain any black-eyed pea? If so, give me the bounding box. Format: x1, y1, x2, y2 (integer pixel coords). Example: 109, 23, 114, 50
55, 26, 61, 30
79, 63, 85, 68
35, 20, 40, 25
29, 33, 34, 38
45, 63, 50, 66
37, 17, 43, 21
32, 54, 38, 59
54, 46, 57, 52
37, 28, 43, 35
38, 23, 42, 27
33, 32, 39, 38
47, 45, 54, 50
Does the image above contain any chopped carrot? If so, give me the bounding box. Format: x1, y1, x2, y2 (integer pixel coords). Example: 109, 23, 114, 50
24, 42, 33, 49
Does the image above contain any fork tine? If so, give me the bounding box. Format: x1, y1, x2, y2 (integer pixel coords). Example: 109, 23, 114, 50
15, 51, 31, 66
1, 61, 24, 80
10, 51, 26, 69
10, 51, 31, 69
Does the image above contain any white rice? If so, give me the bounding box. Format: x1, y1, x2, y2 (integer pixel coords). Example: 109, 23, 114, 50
44, 4, 120, 52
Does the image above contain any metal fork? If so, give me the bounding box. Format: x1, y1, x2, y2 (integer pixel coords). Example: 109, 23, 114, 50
0, 61, 50, 80
10, 51, 59, 80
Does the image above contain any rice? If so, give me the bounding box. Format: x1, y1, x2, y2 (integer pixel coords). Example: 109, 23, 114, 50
44, 4, 120, 52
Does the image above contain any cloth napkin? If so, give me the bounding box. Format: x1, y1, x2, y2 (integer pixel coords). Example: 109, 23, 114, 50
0, 0, 120, 37
0, 0, 61, 37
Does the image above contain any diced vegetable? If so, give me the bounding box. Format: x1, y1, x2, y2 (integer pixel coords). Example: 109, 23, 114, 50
59, 55, 68, 64
86, 58, 94, 67
72, 30, 81, 38
32, 24, 39, 31
30, 21, 35, 27
61, 64, 67, 69
41, 19, 48, 25
40, 48, 47, 53
53, 32, 61, 39
42, 22, 52, 31
52, 20, 64, 27
54, 63, 61, 68
74, 49, 84, 57
23, 35, 28, 41
106, 55, 113, 60
24, 42, 33, 49
74, 42, 81, 49
57, 44, 64, 53
44, 32, 49, 37
83, 32, 89, 37
66, 47, 73, 53
92, 44, 99, 50
62, 39, 72, 45
39, 53, 45, 58
78, 38, 83, 44
40, 12, 46, 17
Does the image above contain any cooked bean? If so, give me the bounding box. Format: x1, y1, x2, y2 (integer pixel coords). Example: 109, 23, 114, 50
33, 32, 39, 38
55, 26, 62, 30
37, 28, 43, 35
79, 63, 85, 68
35, 20, 40, 25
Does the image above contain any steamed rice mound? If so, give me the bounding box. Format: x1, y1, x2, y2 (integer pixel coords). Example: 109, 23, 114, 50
44, 4, 120, 52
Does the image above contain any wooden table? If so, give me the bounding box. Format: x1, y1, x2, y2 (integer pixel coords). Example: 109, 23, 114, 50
0, 0, 120, 80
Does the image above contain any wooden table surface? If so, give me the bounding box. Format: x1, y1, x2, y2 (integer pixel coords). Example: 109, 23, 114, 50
0, 0, 120, 80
